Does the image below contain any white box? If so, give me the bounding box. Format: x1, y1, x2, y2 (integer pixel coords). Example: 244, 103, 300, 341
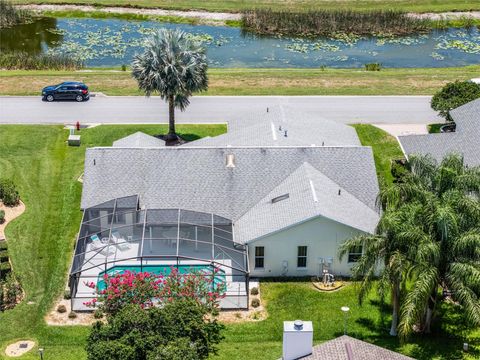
283, 320, 313, 360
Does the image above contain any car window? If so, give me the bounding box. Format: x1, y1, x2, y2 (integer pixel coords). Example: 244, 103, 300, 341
67, 86, 76, 90
59, 86, 68, 90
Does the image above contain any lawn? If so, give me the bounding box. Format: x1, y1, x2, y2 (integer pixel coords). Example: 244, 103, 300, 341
11, 0, 480, 13
0, 124, 478, 359
0, 124, 226, 359
1, 66, 479, 96
353, 124, 404, 186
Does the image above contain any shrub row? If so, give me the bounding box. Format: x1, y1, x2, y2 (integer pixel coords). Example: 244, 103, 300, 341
0, 178, 19, 206
241, 9, 429, 37
0, 273, 21, 311
0, 210, 4, 224
0, 52, 84, 71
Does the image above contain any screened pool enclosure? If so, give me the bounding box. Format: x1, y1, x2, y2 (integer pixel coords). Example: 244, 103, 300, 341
69, 196, 249, 311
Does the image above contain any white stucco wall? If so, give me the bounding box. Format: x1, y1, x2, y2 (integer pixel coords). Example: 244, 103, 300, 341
247, 216, 364, 278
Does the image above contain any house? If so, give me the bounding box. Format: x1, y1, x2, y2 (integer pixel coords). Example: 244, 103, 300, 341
299, 336, 414, 360
398, 98, 480, 166
69, 107, 380, 310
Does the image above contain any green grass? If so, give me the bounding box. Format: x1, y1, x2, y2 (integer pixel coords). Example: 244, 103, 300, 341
428, 123, 444, 133
0, 124, 226, 359
353, 124, 404, 186
10, 0, 480, 13
1, 66, 479, 96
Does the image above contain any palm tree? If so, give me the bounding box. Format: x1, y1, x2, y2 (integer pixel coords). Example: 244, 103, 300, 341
339, 206, 414, 336
131, 29, 208, 143
391, 154, 480, 338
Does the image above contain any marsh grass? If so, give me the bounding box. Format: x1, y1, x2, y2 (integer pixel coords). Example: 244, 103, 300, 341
0, 0, 31, 29
0, 51, 83, 70
242, 9, 430, 37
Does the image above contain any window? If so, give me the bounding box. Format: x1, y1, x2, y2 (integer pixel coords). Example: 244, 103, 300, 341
255, 246, 264, 269
348, 246, 363, 263
297, 246, 307, 268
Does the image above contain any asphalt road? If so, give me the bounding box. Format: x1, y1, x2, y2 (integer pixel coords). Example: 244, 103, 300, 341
0, 95, 440, 126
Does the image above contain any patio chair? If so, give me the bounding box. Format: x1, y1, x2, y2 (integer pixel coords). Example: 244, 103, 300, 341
89, 234, 115, 256
111, 231, 131, 251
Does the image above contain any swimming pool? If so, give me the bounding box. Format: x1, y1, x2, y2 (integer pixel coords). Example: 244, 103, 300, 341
97, 264, 226, 291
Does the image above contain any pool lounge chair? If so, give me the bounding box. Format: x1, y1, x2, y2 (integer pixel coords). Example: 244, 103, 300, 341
111, 231, 131, 251
89, 234, 115, 256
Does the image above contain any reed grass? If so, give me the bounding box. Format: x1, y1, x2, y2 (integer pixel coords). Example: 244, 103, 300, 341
0, 0, 31, 29
0, 52, 83, 70
242, 9, 430, 37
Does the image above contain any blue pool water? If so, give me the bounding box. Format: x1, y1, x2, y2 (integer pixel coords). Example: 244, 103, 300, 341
97, 264, 225, 291
1, 17, 479, 68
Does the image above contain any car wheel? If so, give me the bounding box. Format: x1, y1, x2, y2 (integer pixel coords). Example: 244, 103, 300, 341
46, 94, 54, 102
75, 95, 84, 102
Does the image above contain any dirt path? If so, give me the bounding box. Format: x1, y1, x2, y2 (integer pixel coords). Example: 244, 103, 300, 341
19, 5, 480, 22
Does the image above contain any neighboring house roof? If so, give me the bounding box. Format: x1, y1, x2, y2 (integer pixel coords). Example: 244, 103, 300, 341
82, 146, 379, 241
235, 162, 379, 242
112, 132, 165, 148
300, 336, 414, 360
398, 98, 480, 166
189, 106, 361, 147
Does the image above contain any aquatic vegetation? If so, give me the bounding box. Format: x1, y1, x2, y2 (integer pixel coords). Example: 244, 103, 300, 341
0, 51, 82, 70
0, 0, 31, 29
436, 39, 480, 54
430, 52, 445, 60
242, 9, 429, 37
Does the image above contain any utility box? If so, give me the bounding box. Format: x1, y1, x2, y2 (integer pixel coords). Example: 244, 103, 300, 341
68, 134, 81, 146
283, 320, 313, 360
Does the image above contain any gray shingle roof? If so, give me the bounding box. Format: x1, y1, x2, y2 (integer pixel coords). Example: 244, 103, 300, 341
112, 132, 165, 148
235, 162, 379, 242
189, 106, 361, 147
300, 336, 414, 360
82, 146, 379, 242
398, 98, 480, 166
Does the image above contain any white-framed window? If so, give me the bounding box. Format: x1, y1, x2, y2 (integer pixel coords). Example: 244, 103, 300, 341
297, 246, 307, 268
255, 246, 265, 269
348, 246, 363, 263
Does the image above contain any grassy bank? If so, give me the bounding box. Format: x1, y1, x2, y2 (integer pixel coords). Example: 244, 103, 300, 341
0, 66, 478, 96
10, 0, 480, 13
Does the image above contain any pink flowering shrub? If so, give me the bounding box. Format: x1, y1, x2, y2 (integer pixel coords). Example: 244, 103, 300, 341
84, 266, 225, 315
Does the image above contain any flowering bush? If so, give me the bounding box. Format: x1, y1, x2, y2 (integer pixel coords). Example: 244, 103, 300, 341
84, 266, 225, 316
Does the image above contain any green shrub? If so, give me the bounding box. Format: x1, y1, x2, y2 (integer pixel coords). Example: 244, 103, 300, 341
365, 63, 381, 71
250, 287, 259, 296
64, 289, 72, 300
68, 311, 78, 319
57, 304, 67, 313
0, 210, 4, 224
251, 298, 260, 308
0, 250, 8, 262
0, 262, 11, 281
94, 309, 104, 319
3, 273, 20, 309
0, 179, 19, 206
431, 81, 480, 121
121, 64, 127, 71
0, 241, 7, 251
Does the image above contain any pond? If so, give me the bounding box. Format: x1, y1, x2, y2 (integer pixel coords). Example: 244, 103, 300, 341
1, 17, 479, 68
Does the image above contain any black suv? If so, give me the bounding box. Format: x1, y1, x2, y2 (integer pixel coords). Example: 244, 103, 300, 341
42, 82, 89, 102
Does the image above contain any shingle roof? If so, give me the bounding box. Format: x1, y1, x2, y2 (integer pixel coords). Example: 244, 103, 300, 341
301, 336, 414, 360
112, 132, 165, 148
235, 162, 379, 242
398, 98, 480, 166
189, 106, 361, 147
81, 146, 379, 242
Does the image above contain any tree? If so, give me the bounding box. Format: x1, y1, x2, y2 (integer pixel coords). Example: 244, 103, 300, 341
431, 81, 480, 122
86, 299, 224, 360
131, 29, 208, 143
394, 154, 480, 338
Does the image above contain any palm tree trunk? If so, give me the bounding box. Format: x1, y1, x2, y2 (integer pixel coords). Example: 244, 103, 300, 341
390, 282, 400, 336
166, 94, 177, 142
424, 295, 436, 333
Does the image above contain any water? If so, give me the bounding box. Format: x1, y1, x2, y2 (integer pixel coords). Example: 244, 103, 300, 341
1, 17, 479, 68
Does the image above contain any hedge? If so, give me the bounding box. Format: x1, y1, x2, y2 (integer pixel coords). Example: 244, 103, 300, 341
0, 178, 20, 206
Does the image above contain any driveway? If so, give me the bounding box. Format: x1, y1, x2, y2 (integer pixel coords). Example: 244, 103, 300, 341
0, 95, 441, 126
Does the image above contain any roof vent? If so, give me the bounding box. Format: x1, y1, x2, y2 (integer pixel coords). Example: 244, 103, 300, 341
272, 193, 289, 204
338, 189, 341, 195
225, 154, 235, 168
284, 130, 288, 137
279, 125, 282, 131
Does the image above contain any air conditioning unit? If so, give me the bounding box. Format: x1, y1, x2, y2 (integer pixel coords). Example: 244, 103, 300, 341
283, 320, 313, 360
